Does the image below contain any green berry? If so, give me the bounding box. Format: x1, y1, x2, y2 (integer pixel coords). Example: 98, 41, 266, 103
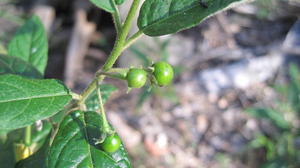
152, 61, 174, 86
126, 68, 147, 88
101, 134, 121, 153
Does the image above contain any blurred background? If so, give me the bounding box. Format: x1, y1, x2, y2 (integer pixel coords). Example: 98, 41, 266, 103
1, 0, 300, 167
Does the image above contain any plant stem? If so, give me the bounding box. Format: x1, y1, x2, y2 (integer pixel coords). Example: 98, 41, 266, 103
144, 66, 155, 73
123, 30, 143, 50
79, 0, 141, 105
96, 68, 129, 80
70, 92, 81, 100
79, 76, 103, 107
96, 81, 111, 132
102, 0, 141, 71
24, 126, 31, 146
111, 1, 122, 34
97, 71, 126, 80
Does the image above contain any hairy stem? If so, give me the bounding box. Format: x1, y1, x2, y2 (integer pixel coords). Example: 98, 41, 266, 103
79, 0, 141, 105
96, 81, 111, 132
98, 71, 126, 80
70, 92, 81, 100
102, 0, 141, 71
123, 30, 143, 51
112, 1, 122, 34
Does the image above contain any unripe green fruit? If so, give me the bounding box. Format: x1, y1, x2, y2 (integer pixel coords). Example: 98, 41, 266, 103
101, 134, 121, 153
152, 61, 174, 86
126, 68, 147, 88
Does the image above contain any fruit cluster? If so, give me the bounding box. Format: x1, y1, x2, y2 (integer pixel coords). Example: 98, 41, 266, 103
126, 61, 174, 89
99, 61, 174, 153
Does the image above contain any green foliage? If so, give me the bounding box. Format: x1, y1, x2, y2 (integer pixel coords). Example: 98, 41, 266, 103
0, 131, 18, 168
0, 74, 71, 130
0, 15, 52, 167
47, 111, 131, 168
245, 64, 300, 167
86, 84, 118, 111
89, 0, 116, 13
138, 0, 248, 36
15, 136, 50, 168
245, 108, 289, 130
31, 121, 52, 146
0, 0, 248, 167
0, 54, 42, 78
8, 16, 48, 75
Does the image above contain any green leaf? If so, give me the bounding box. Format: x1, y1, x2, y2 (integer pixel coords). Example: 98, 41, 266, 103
90, 0, 116, 13
0, 129, 24, 168
0, 74, 71, 130
15, 135, 50, 168
50, 109, 67, 124
0, 140, 16, 168
2, 123, 52, 168
86, 84, 117, 111
15, 144, 48, 168
47, 111, 131, 168
31, 121, 52, 144
8, 16, 48, 74
245, 108, 290, 130
138, 0, 249, 36
0, 54, 42, 79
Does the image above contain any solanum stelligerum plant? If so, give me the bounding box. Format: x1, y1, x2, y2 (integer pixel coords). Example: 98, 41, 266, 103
0, 0, 250, 167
